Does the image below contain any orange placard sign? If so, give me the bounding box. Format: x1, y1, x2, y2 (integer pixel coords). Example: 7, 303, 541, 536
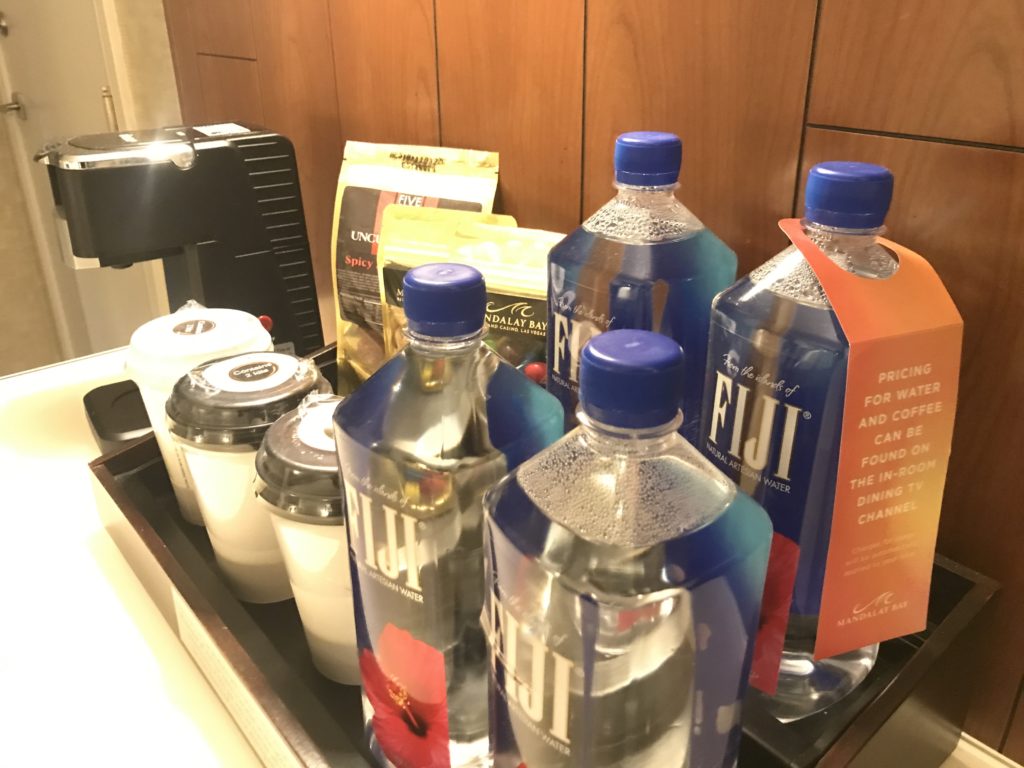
779, 219, 963, 660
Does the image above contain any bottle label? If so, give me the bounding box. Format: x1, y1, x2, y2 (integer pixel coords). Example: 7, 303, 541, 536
339, 466, 454, 767
781, 220, 962, 662
547, 260, 614, 419
706, 220, 962, 691
485, 590, 576, 761
344, 481, 428, 601
546, 230, 735, 439
702, 337, 836, 692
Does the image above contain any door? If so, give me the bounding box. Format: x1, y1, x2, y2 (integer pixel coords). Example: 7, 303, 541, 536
0, 0, 165, 359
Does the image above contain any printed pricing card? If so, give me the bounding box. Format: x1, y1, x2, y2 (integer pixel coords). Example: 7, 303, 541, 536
780, 218, 963, 661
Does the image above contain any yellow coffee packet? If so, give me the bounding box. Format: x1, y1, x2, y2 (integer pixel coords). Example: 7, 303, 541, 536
377, 206, 562, 382
330, 142, 499, 393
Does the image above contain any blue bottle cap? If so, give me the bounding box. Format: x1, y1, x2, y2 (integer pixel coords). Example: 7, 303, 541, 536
614, 132, 682, 186
402, 263, 486, 337
579, 330, 685, 429
804, 161, 894, 229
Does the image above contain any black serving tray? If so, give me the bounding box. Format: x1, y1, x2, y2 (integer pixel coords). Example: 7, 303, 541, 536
90, 347, 998, 767
741, 556, 996, 767
94, 435, 372, 766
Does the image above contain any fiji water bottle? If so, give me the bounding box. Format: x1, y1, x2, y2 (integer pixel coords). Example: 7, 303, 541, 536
485, 330, 771, 767
334, 264, 563, 767
700, 162, 897, 721
547, 132, 737, 442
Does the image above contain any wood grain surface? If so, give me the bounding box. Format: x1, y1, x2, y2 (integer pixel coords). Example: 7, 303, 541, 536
195, 54, 265, 125
327, 0, 439, 146
584, 0, 817, 273
802, 127, 1024, 750
253, 0, 342, 336
162, 0, 204, 124
188, 0, 257, 59
435, 0, 584, 233
810, 0, 1024, 147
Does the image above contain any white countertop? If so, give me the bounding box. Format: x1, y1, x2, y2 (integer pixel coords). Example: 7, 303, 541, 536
0, 349, 260, 768
0, 349, 1014, 768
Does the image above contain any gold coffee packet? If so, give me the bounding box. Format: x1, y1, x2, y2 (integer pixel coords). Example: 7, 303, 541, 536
377, 206, 562, 382
330, 142, 499, 393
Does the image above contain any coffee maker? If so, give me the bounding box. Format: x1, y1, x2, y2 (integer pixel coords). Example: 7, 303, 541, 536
37, 123, 324, 357
36, 123, 326, 450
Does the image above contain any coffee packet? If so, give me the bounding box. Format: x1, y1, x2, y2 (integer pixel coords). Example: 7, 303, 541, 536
377, 206, 561, 382
330, 142, 499, 392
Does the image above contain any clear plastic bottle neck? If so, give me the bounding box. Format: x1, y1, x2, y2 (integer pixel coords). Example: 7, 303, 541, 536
404, 326, 486, 356
803, 218, 883, 242
801, 218, 895, 279
577, 409, 683, 456
613, 181, 679, 200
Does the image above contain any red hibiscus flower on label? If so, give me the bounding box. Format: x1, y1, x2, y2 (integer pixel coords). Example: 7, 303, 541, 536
360, 623, 450, 768
749, 532, 800, 694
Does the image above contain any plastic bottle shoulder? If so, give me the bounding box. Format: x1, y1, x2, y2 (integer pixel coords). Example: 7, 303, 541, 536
747, 233, 897, 308
336, 341, 563, 470
514, 425, 736, 549
582, 188, 706, 245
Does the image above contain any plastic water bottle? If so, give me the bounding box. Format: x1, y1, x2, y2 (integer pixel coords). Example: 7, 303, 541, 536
547, 132, 737, 442
334, 264, 564, 767
485, 329, 771, 767
699, 162, 897, 721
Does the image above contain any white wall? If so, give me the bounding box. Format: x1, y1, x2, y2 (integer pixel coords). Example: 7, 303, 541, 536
0, 118, 62, 375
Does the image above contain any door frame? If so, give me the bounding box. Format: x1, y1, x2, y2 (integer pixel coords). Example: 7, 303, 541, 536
0, 0, 170, 360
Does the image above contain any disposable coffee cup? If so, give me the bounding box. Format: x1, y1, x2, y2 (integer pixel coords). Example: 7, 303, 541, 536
126, 302, 272, 525
166, 351, 327, 603
255, 393, 358, 684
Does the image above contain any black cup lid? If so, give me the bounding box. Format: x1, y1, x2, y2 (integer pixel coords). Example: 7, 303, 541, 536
255, 394, 344, 522
166, 352, 326, 448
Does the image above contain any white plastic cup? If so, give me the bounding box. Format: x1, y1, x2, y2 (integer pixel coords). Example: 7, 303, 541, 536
257, 395, 358, 684
167, 352, 326, 603
184, 445, 292, 603
126, 302, 272, 525
268, 506, 357, 683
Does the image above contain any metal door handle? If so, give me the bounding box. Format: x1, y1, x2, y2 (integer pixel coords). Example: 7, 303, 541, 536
101, 86, 118, 131
1, 92, 25, 119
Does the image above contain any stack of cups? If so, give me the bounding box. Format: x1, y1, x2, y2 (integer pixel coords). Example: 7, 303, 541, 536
126, 302, 272, 525
166, 351, 327, 603
255, 394, 358, 684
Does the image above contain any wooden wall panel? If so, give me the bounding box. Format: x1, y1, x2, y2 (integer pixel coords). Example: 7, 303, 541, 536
253, 0, 343, 337
584, 0, 817, 273
435, 0, 584, 233
327, 0, 439, 146
162, 0, 204, 123
810, 0, 1024, 147
188, 0, 257, 59
195, 54, 265, 125
802, 127, 1024, 749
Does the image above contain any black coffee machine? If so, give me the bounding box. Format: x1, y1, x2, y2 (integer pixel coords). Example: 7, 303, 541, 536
36, 123, 326, 450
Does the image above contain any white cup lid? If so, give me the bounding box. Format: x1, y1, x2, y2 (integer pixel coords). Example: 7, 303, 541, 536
126, 301, 273, 391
